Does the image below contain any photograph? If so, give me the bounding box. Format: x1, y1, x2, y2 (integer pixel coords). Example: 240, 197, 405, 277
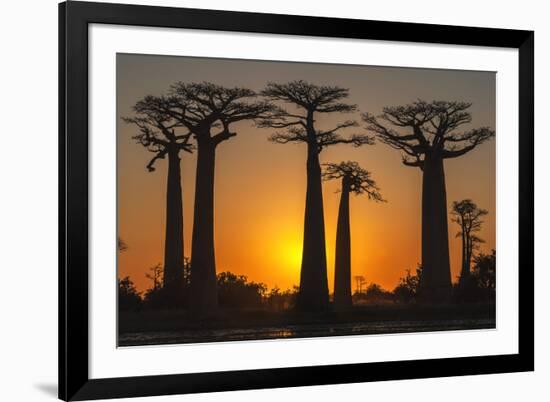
116, 53, 497, 347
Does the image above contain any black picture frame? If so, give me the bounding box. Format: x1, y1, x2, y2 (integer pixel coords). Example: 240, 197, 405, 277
59, 1, 534, 400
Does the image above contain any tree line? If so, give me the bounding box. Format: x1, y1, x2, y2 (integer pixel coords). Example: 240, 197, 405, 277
118, 247, 496, 312
122, 80, 495, 313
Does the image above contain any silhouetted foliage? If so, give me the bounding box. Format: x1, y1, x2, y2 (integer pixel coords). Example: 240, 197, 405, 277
143, 259, 191, 310
265, 286, 299, 312
393, 265, 423, 303
323, 161, 384, 308
453, 249, 496, 303
260, 80, 374, 311
353, 283, 394, 305
363, 100, 495, 303
118, 276, 142, 312
472, 249, 496, 291
451, 199, 488, 284
217, 272, 267, 309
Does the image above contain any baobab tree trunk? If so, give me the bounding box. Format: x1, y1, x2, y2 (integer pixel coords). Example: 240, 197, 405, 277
333, 178, 352, 309
297, 143, 329, 311
163, 148, 184, 289
419, 154, 452, 302
190, 141, 218, 312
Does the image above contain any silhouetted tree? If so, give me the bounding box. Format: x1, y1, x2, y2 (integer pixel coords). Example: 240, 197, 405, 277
451, 199, 488, 285
261, 81, 373, 311
118, 276, 142, 311
363, 101, 494, 302
124, 97, 193, 290
164, 82, 274, 312
323, 161, 384, 308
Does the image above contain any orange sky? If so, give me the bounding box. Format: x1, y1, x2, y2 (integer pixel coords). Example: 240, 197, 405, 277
117, 54, 496, 294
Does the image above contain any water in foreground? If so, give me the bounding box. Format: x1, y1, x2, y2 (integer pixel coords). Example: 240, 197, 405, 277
118, 303, 495, 347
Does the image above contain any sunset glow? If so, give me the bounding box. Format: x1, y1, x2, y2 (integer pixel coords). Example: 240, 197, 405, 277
117, 54, 496, 295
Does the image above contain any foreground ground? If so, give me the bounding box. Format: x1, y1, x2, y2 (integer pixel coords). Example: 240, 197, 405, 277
118, 303, 495, 346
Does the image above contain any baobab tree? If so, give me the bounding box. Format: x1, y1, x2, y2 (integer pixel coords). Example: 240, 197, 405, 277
261, 81, 374, 311
363, 100, 494, 302
124, 96, 193, 290
451, 199, 487, 284
166, 82, 274, 312
323, 161, 384, 308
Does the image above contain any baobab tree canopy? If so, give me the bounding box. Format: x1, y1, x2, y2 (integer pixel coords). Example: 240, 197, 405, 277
261, 81, 374, 151
322, 161, 384, 200
123, 95, 194, 171
261, 81, 374, 311
168, 82, 275, 144
363, 100, 495, 302
362, 100, 494, 168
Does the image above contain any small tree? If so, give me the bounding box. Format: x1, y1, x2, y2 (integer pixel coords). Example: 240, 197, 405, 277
323, 161, 384, 308
363, 100, 494, 302
124, 96, 193, 290
261, 81, 374, 311
451, 199, 488, 284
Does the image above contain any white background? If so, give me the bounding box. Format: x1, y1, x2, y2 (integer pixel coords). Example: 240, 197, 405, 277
0, 0, 545, 401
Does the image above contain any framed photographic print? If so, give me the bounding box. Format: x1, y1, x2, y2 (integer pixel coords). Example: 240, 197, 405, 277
59, 1, 534, 400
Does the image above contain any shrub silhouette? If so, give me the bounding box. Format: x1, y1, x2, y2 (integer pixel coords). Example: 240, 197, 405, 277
393, 265, 423, 303
265, 286, 299, 311
453, 249, 496, 303
118, 276, 142, 312
217, 272, 267, 309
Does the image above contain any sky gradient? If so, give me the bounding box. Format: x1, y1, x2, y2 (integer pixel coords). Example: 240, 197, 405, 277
117, 53, 496, 294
